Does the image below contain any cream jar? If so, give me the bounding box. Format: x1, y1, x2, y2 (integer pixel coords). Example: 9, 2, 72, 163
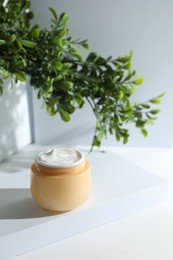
30, 147, 92, 212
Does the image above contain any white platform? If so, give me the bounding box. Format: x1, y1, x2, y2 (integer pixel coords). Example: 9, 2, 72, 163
0, 151, 168, 260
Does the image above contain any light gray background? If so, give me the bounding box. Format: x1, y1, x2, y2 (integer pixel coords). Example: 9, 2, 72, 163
30, 0, 173, 148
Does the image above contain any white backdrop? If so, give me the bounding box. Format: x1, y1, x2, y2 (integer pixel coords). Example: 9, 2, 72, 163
30, 0, 173, 147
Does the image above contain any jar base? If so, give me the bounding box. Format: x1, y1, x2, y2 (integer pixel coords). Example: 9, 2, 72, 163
30, 189, 91, 212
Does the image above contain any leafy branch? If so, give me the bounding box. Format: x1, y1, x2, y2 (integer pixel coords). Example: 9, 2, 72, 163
0, 0, 164, 150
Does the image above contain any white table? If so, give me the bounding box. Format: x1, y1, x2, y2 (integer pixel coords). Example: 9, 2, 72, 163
1, 146, 173, 260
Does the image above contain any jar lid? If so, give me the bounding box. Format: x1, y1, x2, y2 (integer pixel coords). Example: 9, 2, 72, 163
35, 147, 85, 168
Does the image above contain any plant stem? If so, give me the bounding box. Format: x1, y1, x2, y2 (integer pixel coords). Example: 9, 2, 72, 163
86, 97, 98, 154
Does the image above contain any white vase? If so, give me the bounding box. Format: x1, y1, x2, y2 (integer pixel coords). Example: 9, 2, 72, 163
0, 80, 31, 162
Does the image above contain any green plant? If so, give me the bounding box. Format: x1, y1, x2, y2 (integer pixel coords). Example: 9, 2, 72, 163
0, 0, 164, 151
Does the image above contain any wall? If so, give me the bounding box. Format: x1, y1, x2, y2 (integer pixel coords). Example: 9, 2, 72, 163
30, 0, 173, 147
0, 81, 31, 162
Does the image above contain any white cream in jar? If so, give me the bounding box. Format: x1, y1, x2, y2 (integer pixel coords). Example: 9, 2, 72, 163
35, 147, 85, 168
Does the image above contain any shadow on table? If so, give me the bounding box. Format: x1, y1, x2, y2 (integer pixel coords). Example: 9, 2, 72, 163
0, 146, 43, 174
0, 188, 62, 219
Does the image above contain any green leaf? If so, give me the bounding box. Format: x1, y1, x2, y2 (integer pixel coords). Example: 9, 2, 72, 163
141, 104, 150, 109
116, 51, 133, 63
124, 70, 136, 81
81, 42, 89, 50
149, 109, 160, 115
0, 40, 6, 45
21, 40, 36, 48
54, 61, 62, 71
37, 90, 42, 99
95, 56, 106, 65
9, 34, 16, 43
49, 7, 58, 20
60, 81, 73, 90
70, 48, 83, 62
141, 129, 148, 137
56, 27, 67, 39
92, 136, 101, 148
0, 79, 3, 95
56, 48, 62, 58
136, 120, 146, 128
156, 92, 165, 99
150, 99, 161, 104
146, 113, 154, 119
16, 40, 24, 50
96, 130, 105, 142
65, 104, 75, 114
21, 57, 27, 67
115, 133, 121, 142
30, 27, 40, 38
56, 39, 62, 47
86, 52, 98, 62
46, 103, 57, 116
55, 75, 62, 81
0, 86, 3, 96
2, 70, 10, 79
116, 56, 128, 64
75, 93, 83, 106
62, 63, 71, 73
117, 91, 124, 99
123, 136, 129, 144
132, 77, 144, 85
123, 61, 132, 69
147, 119, 154, 125
130, 85, 136, 94
59, 109, 70, 122
59, 12, 69, 27
15, 71, 27, 82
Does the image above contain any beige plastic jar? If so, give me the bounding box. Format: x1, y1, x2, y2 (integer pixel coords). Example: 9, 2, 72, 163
30, 147, 92, 212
